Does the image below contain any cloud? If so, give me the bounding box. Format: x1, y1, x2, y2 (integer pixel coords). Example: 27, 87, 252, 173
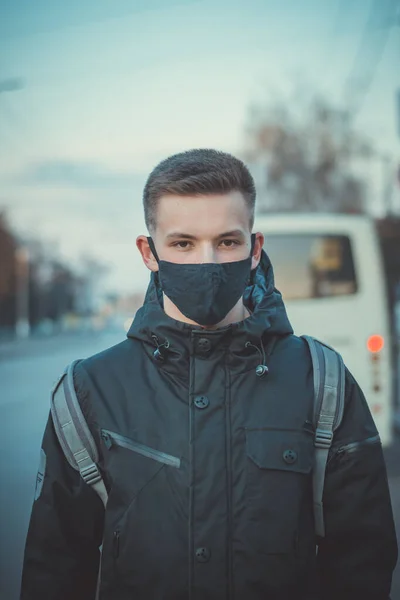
0, 0, 199, 39
17, 159, 145, 189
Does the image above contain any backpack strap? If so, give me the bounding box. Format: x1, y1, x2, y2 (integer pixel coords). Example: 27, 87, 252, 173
302, 336, 345, 538
50, 360, 108, 509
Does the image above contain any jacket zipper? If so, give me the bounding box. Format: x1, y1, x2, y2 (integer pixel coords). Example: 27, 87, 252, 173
100, 429, 181, 468
336, 434, 381, 456
113, 530, 120, 559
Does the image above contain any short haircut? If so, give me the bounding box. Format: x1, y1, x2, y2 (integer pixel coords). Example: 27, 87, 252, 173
143, 149, 256, 233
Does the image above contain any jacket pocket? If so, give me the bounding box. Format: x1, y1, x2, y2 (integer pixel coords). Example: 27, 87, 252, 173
98, 431, 182, 587
335, 434, 381, 456
101, 429, 181, 468
245, 428, 314, 555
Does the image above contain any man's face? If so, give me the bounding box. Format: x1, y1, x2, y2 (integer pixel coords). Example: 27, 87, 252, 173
142, 191, 262, 269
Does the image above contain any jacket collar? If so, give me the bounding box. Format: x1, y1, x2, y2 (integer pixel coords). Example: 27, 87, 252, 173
127, 250, 293, 378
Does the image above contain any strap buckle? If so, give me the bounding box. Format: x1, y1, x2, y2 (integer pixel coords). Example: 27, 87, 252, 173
80, 463, 102, 486
314, 428, 333, 449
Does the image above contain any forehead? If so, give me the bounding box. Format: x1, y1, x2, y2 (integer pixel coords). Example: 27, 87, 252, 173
156, 191, 251, 236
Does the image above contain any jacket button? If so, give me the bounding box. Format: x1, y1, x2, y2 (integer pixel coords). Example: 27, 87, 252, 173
194, 395, 209, 409
195, 547, 211, 563
197, 338, 212, 354
283, 449, 298, 464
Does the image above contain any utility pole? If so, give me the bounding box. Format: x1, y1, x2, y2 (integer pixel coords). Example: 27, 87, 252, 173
381, 154, 395, 216
15, 246, 30, 339
0, 77, 30, 338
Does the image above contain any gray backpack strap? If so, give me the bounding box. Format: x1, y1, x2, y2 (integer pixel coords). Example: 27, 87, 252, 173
302, 336, 345, 538
50, 360, 108, 509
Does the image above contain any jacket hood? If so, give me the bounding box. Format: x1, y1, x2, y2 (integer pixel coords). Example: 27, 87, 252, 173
127, 250, 293, 372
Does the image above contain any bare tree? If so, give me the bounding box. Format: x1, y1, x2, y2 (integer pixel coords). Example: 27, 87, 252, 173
0, 212, 109, 337
243, 96, 372, 215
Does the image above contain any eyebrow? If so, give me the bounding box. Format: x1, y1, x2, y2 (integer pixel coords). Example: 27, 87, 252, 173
165, 229, 246, 241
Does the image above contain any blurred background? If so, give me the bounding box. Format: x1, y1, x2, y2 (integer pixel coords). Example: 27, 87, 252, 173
0, 0, 400, 598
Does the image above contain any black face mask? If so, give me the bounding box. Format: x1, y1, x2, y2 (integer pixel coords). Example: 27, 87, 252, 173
147, 234, 256, 327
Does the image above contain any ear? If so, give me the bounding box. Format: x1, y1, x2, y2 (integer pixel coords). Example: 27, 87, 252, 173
136, 236, 159, 272
251, 232, 264, 270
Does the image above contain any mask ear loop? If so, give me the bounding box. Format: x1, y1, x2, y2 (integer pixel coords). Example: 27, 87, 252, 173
250, 233, 256, 258
247, 233, 258, 287
147, 237, 160, 263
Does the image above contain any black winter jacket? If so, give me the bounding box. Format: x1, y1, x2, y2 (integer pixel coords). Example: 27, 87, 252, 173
20, 251, 398, 600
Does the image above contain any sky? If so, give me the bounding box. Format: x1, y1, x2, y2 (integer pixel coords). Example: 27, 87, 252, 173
0, 0, 399, 294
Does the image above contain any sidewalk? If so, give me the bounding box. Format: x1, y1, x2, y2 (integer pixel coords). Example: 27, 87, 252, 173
0, 330, 109, 361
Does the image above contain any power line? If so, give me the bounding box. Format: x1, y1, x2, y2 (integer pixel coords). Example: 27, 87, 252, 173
322, 0, 354, 70
343, 0, 399, 122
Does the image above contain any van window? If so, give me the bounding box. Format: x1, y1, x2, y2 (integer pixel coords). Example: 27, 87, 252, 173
265, 234, 358, 300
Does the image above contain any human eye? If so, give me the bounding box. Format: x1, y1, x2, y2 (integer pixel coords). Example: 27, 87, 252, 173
219, 239, 240, 248
172, 240, 192, 250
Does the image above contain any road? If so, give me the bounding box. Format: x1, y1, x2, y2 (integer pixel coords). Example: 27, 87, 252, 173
0, 330, 124, 600
1, 331, 400, 599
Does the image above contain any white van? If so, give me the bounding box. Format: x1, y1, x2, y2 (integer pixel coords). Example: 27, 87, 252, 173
254, 213, 393, 446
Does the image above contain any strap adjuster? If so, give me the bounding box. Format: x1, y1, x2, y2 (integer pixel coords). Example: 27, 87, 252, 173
80, 463, 102, 486
314, 428, 333, 449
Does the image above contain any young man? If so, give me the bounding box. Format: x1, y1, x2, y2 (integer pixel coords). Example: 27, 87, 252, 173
21, 149, 397, 600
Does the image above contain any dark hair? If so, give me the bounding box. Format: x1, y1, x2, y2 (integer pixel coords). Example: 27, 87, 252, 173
143, 148, 256, 232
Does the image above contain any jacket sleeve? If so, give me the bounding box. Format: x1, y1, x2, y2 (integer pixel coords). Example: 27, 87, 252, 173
316, 369, 398, 600
20, 411, 105, 600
